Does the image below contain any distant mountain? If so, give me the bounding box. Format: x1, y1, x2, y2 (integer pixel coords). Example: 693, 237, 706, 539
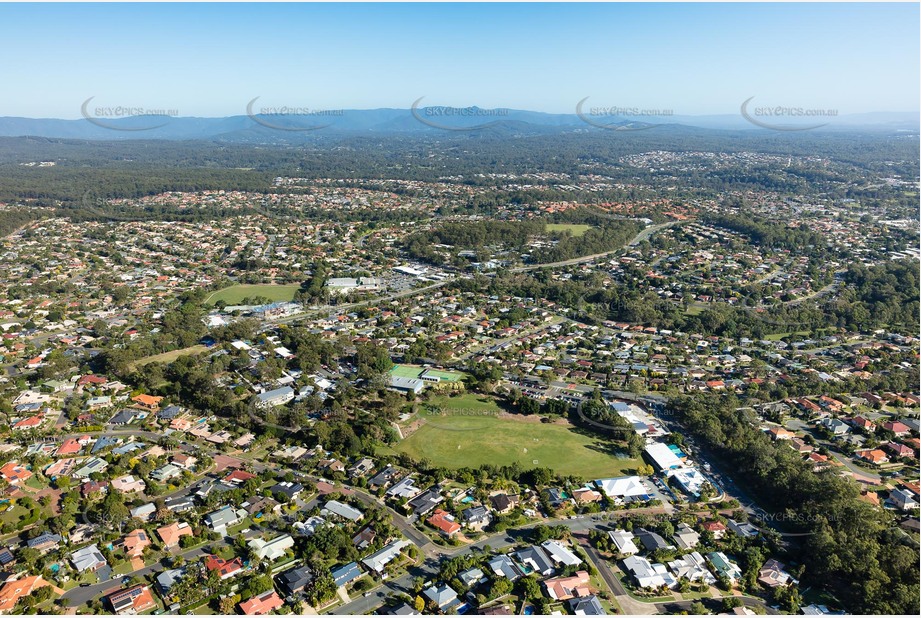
0, 107, 915, 141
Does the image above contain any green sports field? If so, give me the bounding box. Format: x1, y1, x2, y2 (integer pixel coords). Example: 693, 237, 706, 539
205, 284, 301, 305
546, 223, 593, 237
390, 364, 463, 382
392, 394, 640, 478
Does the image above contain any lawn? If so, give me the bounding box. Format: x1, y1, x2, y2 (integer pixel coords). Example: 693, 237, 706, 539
764, 330, 811, 341
392, 395, 641, 478
390, 364, 463, 382
129, 344, 209, 370
546, 223, 593, 237
204, 283, 301, 306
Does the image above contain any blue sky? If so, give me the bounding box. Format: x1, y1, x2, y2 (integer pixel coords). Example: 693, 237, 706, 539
1, 2, 917, 118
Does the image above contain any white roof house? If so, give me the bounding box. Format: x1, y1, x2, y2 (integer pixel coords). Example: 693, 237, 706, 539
622, 555, 677, 589
594, 476, 652, 499
668, 552, 716, 584
608, 529, 639, 555
540, 540, 582, 567
71, 544, 107, 572
323, 500, 363, 522
644, 442, 683, 471
248, 534, 294, 561
362, 540, 410, 573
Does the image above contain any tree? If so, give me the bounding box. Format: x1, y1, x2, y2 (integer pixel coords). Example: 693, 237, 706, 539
689, 601, 709, 615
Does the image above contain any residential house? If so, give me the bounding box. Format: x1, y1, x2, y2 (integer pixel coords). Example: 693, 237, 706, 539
71, 544, 107, 572
514, 545, 555, 576
0, 462, 31, 486
131, 394, 163, 411
386, 476, 420, 500
111, 475, 146, 494
407, 486, 442, 516
569, 595, 605, 615
427, 509, 460, 537
461, 505, 492, 531
26, 533, 62, 554
362, 540, 410, 574
0, 576, 52, 614
633, 528, 673, 552
544, 571, 591, 601
277, 565, 314, 596
608, 529, 639, 556
331, 562, 363, 589
707, 552, 743, 581
270, 481, 304, 501
758, 559, 796, 588
105, 585, 157, 615
248, 534, 294, 562
889, 488, 919, 511
489, 493, 519, 514
540, 540, 582, 567
323, 500, 363, 523
130, 503, 156, 522
156, 522, 193, 548
204, 555, 244, 580
422, 584, 462, 613
727, 519, 760, 538
121, 529, 151, 559
672, 523, 700, 550
204, 505, 245, 532
239, 590, 284, 615
487, 554, 524, 581
622, 555, 677, 589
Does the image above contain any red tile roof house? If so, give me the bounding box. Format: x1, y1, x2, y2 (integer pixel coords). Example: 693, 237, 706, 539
0, 462, 32, 486
54, 438, 83, 456
544, 571, 591, 601
883, 442, 916, 459
77, 374, 108, 388
224, 469, 258, 485
701, 521, 726, 539
427, 509, 461, 537
855, 449, 889, 465
204, 555, 244, 580
0, 575, 54, 614
121, 529, 151, 559
131, 394, 163, 411
12, 415, 44, 430
239, 590, 284, 615
156, 522, 193, 548
851, 416, 876, 432
882, 421, 911, 436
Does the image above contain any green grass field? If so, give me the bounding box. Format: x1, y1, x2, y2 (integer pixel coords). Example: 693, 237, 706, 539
204, 284, 301, 305
129, 344, 208, 370
546, 223, 593, 237
392, 395, 640, 477
390, 364, 463, 382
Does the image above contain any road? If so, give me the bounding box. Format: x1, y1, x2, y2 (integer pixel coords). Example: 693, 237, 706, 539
507, 221, 680, 274
63, 545, 210, 606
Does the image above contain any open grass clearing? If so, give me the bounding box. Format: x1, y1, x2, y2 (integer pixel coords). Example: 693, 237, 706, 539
546, 223, 593, 237
392, 395, 642, 478
204, 283, 301, 306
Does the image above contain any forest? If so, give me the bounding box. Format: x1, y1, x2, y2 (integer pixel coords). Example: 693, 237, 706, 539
669, 393, 919, 615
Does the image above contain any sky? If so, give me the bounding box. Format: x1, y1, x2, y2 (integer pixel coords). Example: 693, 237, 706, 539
0, 2, 918, 118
